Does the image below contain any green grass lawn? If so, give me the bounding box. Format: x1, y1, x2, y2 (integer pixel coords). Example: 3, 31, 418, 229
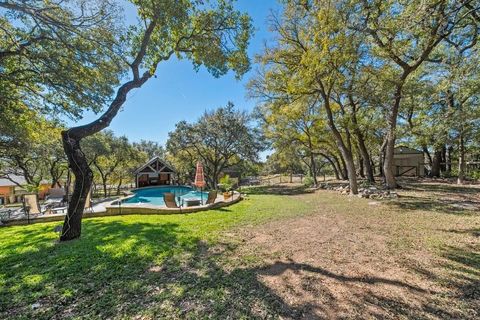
0, 184, 478, 319
0, 193, 313, 319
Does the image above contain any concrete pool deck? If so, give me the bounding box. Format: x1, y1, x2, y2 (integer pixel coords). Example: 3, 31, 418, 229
0, 192, 242, 227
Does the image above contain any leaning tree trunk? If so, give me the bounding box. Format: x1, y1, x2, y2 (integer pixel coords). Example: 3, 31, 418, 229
320, 153, 340, 180
422, 145, 432, 166
58, 19, 159, 241
60, 133, 94, 241
332, 154, 347, 180
358, 140, 374, 183
321, 94, 358, 194
349, 96, 375, 183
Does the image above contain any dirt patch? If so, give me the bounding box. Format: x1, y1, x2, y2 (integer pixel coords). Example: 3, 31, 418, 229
228, 185, 479, 319
391, 179, 480, 214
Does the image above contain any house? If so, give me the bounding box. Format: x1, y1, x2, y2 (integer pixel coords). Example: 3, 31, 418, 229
0, 175, 52, 205
393, 146, 425, 177
134, 157, 177, 188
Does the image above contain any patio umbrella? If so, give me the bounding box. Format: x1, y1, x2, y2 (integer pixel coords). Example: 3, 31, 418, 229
194, 161, 206, 204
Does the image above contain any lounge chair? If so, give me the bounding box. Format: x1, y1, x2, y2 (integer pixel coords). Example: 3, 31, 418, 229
84, 189, 93, 213
46, 187, 66, 201
43, 188, 66, 210
205, 191, 217, 205
51, 189, 93, 214
163, 192, 180, 208
23, 194, 41, 215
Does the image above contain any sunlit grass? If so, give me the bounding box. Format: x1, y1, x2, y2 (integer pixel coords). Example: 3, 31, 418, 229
0, 186, 478, 319
0, 193, 313, 319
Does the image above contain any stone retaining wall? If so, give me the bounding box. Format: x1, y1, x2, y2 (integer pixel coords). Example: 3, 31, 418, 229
0, 194, 242, 227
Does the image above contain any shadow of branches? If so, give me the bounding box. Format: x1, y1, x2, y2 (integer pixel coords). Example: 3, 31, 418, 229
1, 219, 479, 319
242, 185, 313, 196
385, 181, 480, 215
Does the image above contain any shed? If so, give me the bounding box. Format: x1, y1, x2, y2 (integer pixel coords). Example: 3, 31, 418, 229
134, 157, 177, 188
393, 146, 425, 177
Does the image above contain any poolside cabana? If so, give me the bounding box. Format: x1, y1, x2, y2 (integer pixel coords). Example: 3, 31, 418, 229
134, 157, 177, 188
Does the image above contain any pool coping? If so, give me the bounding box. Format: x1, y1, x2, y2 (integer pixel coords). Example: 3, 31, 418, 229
0, 192, 242, 227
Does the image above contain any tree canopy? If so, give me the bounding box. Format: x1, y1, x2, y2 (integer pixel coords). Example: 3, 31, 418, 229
250, 0, 480, 194
57, 0, 254, 241
167, 102, 264, 188
0, 0, 125, 119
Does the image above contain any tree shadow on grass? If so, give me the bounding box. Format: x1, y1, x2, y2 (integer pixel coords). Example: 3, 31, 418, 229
386, 195, 479, 215
403, 244, 480, 319
399, 180, 480, 195
384, 180, 480, 215
0, 220, 187, 319
125, 245, 445, 319
439, 228, 480, 237
1, 221, 479, 319
242, 185, 314, 196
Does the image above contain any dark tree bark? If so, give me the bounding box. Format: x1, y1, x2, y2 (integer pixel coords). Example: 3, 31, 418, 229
457, 133, 465, 184
317, 83, 358, 194
93, 160, 120, 198
358, 151, 365, 178
348, 95, 375, 183
331, 153, 347, 180
441, 145, 447, 172
370, 158, 376, 175
60, 134, 94, 241
49, 158, 65, 188
370, 18, 448, 188
383, 80, 404, 189
431, 149, 442, 178
319, 152, 340, 180
60, 20, 160, 241
308, 150, 318, 187
379, 152, 384, 178
422, 145, 432, 166
64, 168, 71, 203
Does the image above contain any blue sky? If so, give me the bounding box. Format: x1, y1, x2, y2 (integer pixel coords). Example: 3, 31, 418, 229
69, 1, 281, 148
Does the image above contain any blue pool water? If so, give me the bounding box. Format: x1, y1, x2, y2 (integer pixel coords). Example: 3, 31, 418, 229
122, 186, 208, 206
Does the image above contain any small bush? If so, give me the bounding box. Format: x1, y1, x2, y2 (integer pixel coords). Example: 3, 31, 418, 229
219, 174, 234, 191
469, 170, 480, 181
359, 180, 372, 188
303, 175, 314, 187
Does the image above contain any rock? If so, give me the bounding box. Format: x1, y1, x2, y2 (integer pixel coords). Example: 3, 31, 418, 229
31, 302, 41, 310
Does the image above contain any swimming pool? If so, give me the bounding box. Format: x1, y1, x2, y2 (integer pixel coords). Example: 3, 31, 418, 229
122, 186, 208, 206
